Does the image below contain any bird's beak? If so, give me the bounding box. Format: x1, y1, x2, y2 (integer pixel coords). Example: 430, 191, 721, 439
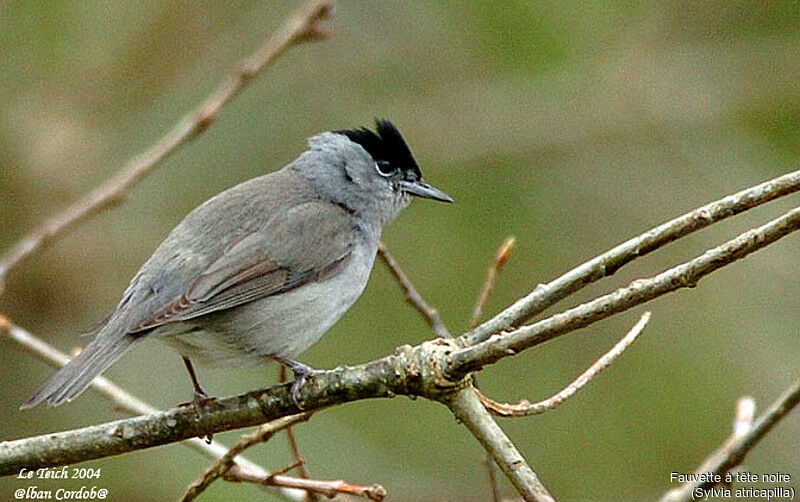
398, 180, 453, 203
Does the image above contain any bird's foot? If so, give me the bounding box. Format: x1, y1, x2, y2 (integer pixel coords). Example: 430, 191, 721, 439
178, 388, 215, 443
191, 388, 214, 408
178, 385, 214, 410
271, 354, 321, 410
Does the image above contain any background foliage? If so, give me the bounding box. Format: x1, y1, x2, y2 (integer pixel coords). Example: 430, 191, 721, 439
1, 1, 798, 500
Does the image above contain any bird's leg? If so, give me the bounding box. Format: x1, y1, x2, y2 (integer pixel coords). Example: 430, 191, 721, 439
181, 356, 214, 443
270, 354, 321, 410
182, 356, 210, 404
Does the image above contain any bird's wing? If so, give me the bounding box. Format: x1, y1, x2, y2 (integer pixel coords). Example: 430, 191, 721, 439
128, 201, 353, 333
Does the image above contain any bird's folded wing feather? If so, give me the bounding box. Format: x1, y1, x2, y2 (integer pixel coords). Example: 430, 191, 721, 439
128, 201, 353, 333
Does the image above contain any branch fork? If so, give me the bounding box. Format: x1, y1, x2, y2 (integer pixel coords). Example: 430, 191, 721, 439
393, 338, 473, 400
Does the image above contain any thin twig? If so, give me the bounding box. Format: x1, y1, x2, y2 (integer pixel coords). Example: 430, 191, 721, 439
470, 236, 516, 329
278, 365, 316, 502
228, 467, 388, 501
661, 378, 800, 502
181, 412, 313, 501
467, 236, 517, 502
0, 314, 154, 416
465, 169, 800, 346
0, 0, 335, 294
486, 456, 503, 502
377, 241, 451, 338
446, 388, 555, 502
732, 396, 755, 438
0, 315, 309, 502
448, 205, 800, 379
478, 312, 650, 417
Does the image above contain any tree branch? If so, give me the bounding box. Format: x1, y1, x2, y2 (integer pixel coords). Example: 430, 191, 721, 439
661, 378, 800, 502
448, 204, 800, 378
465, 169, 800, 346
0, 0, 335, 294
0, 315, 308, 502
277, 365, 315, 501
0, 315, 155, 416
445, 388, 555, 502
228, 468, 388, 501
732, 396, 756, 437
181, 413, 313, 501
0, 338, 467, 476
485, 456, 503, 502
380, 238, 543, 500
470, 236, 516, 328
377, 241, 452, 338
466, 236, 518, 502
479, 311, 650, 417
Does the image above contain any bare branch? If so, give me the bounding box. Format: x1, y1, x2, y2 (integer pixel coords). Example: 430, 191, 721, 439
465, 169, 800, 346
486, 456, 503, 502
479, 312, 650, 417
470, 236, 516, 329
181, 413, 312, 501
0, 337, 468, 475
229, 468, 388, 501
466, 236, 517, 502
277, 365, 317, 502
448, 205, 800, 379
181, 413, 312, 502
0, 315, 308, 502
0, 0, 335, 294
377, 241, 451, 338
732, 396, 755, 437
445, 388, 555, 502
661, 379, 800, 502
0, 314, 155, 416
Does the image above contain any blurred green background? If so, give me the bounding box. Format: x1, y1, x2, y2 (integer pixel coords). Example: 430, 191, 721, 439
1, 1, 799, 500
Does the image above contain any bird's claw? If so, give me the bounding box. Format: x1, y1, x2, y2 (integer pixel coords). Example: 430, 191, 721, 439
271, 354, 321, 410
177, 390, 215, 443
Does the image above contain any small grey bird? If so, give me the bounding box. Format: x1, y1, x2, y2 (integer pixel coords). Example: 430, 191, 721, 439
22, 119, 451, 409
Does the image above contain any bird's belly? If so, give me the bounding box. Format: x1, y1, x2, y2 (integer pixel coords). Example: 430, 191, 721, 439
154, 246, 375, 367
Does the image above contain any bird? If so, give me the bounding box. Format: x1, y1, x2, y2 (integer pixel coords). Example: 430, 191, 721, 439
21, 119, 452, 409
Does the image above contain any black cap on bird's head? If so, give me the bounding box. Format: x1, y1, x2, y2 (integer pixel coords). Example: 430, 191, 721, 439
337, 119, 453, 203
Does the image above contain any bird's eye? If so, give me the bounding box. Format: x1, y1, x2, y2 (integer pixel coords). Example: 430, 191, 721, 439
375, 160, 395, 177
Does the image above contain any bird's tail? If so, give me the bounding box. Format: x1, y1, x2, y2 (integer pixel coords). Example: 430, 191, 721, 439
20, 334, 142, 409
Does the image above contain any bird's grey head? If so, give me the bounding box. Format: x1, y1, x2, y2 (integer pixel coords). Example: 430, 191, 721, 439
292, 119, 452, 227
